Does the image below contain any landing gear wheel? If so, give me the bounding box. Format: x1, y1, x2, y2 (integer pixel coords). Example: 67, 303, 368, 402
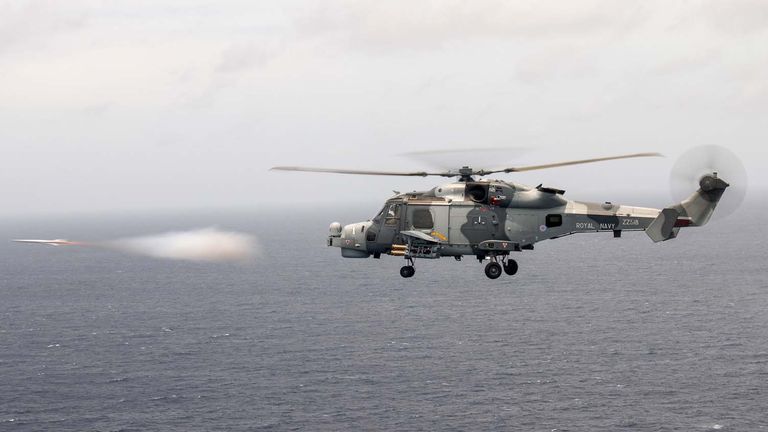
400, 265, 415, 278
503, 259, 518, 276
485, 262, 502, 280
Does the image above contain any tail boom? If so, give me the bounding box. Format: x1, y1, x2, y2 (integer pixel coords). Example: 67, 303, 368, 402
646, 173, 728, 242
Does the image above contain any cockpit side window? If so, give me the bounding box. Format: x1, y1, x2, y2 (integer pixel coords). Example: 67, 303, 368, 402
384, 203, 401, 226
412, 208, 434, 229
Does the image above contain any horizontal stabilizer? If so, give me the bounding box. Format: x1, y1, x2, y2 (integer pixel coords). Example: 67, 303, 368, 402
646, 208, 680, 243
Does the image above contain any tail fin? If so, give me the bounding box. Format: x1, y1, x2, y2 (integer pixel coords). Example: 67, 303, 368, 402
646, 173, 729, 243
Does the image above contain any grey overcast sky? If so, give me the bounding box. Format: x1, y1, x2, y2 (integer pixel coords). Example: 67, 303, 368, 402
1, 0, 766, 217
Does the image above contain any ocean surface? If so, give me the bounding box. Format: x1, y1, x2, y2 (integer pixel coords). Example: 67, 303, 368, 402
1, 204, 767, 431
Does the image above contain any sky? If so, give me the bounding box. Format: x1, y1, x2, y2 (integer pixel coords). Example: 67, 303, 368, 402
1, 0, 767, 217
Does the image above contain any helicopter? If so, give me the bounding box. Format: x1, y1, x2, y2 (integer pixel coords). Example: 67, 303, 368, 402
271, 147, 744, 279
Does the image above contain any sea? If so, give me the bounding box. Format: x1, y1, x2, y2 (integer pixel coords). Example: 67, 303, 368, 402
1, 202, 767, 431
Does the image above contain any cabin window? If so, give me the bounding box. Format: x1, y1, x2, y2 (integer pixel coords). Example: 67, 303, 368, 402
412, 208, 434, 229
384, 203, 401, 226
545, 214, 563, 228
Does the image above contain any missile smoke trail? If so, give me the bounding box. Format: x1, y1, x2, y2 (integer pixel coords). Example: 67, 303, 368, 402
13, 228, 258, 263
107, 228, 257, 262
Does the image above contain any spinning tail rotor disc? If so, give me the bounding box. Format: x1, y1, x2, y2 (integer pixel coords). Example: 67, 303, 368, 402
670, 145, 747, 220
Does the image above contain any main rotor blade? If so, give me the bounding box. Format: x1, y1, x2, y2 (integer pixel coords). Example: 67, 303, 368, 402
400, 146, 529, 157
400, 146, 531, 171
270, 166, 454, 177
487, 152, 663, 174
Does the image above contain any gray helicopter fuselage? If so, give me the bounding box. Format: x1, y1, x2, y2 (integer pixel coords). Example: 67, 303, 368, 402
329, 178, 664, 259
276, 150, 730, 278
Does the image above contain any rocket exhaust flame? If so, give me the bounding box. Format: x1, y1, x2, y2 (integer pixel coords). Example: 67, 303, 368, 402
12, 228, 258, 263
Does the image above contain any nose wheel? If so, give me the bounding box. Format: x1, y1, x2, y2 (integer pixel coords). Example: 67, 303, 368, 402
399, 257, 416, 278
400, 265, 415, 278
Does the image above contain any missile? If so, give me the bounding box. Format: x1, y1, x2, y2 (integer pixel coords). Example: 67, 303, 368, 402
12, 239, 83, 247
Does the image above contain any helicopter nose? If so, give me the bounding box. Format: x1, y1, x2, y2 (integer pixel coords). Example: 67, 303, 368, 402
337, 221, 372, 258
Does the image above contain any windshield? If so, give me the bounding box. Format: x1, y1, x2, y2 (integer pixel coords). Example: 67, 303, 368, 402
373, 205, 387, 222
373, 201, 402, 226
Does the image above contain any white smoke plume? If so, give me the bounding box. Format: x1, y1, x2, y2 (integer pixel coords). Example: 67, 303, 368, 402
107, 228, 258, 263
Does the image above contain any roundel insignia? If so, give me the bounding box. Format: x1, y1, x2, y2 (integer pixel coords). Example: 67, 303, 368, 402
539, 225, 547, 232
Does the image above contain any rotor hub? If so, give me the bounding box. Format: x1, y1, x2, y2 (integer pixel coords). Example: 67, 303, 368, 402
458, 166, 475, 182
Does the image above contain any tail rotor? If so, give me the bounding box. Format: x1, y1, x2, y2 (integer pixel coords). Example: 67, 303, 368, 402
670, 145, 747, 221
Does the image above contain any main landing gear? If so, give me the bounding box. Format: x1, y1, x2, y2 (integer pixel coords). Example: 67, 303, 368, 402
484, 257, 518, 280
503, 258, 518, 276
485, 262, 502, 279
397, 255, 518, 280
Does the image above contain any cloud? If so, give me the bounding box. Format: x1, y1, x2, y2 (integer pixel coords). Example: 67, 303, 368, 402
1, 1, 768, 217
0, 0, 89, 57
296, 0, 651, 51
697, 0, 768, 35
216, 41, 285, 74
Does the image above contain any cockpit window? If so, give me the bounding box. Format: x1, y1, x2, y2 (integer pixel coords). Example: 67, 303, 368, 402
373, 206, 387, 221
384, 203, 400, 226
